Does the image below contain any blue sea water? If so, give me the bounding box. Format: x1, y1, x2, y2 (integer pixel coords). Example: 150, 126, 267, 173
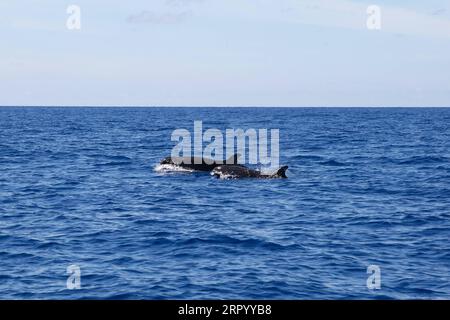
0, 107, 449, 300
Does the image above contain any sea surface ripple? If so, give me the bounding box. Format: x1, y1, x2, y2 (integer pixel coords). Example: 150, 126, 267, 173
0, 107, 449, 299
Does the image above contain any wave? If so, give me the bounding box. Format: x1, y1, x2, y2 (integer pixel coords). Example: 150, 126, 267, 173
398, 156, 449, 165
319, 159, 348, 166
88, 154, 132, 161
94, 161, 131, 167
178, 235, 297, 250
291, 155, 323, 161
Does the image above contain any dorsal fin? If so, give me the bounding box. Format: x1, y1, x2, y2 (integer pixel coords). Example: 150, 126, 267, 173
274, 166, 288, 178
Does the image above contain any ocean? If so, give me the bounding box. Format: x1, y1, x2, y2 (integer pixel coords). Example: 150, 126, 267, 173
0, 107, 449, 299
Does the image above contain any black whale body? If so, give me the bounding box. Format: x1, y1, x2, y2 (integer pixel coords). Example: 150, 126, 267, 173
160, 154, 241, 172
212, 165, 288, 179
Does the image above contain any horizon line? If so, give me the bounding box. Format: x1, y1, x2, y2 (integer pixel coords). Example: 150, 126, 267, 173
1, 105, 450, 108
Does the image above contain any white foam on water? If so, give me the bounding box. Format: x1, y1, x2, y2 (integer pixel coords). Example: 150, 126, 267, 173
154, 164, 195, 173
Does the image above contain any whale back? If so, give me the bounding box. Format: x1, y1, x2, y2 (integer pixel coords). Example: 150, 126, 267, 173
212, 165, 288, 179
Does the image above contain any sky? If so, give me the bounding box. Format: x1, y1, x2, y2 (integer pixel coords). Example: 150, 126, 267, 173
1, 0, 450, 107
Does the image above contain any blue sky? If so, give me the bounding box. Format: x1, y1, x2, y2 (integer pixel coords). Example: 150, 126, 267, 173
1, 0, 450, 107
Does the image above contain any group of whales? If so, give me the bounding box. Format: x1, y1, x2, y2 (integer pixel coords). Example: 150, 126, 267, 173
160, 154, 288, 179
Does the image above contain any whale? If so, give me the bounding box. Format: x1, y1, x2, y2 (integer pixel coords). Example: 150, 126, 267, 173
212, 165, 288, 179
160, 153, 241, 172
